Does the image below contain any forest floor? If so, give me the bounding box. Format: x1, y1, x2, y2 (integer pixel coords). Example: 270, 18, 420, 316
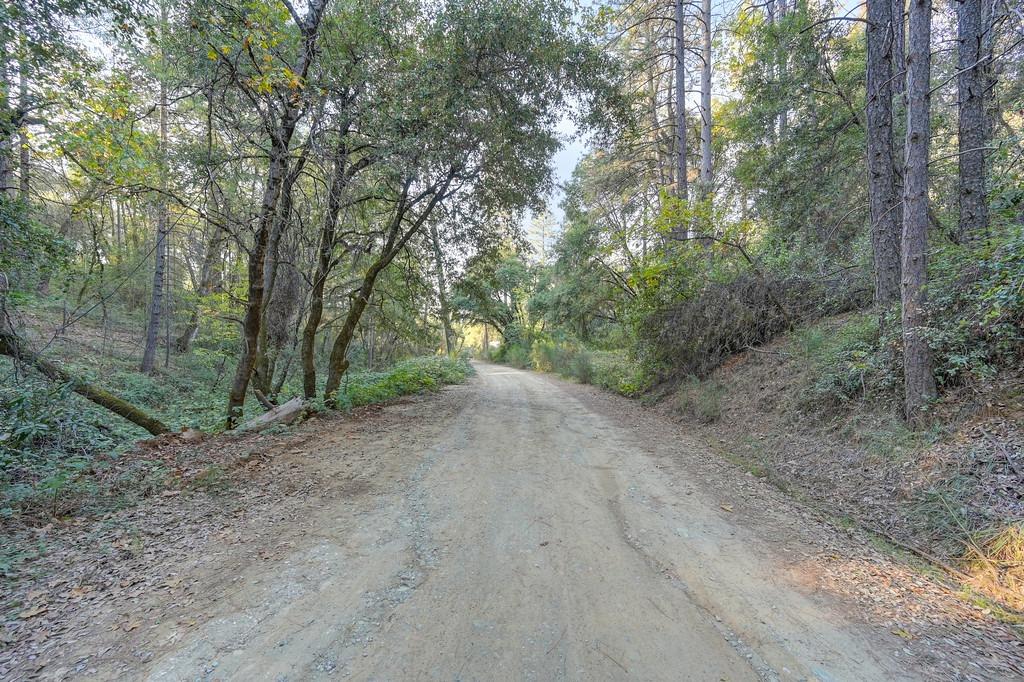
669, 313, 1024, 618
2, 363, 1023, 680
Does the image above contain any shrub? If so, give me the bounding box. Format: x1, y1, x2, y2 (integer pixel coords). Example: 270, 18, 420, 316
499, 343, 532, 369
530, 339, 561, 373
640, 270, 869, 380
530, 339, 585, 378
676, 377, 725, 424
569, 350, 594, 384
589, 351, 651, 397
800, 314, 896, 410
1, 375, 124, 518
342, 356, 473, 408
925, 228, 1024, 387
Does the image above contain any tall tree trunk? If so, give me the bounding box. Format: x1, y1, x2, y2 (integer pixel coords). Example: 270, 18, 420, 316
699, 0, 712, 196
766, 0, 777, 145
646, 24, 668, 187
891, 0, 906, 97
141, 61, 169, 374
674, 0, 688, 203
322, 176, 452, 406
901, 0, 937, 426
227, 139, 290, 424
322, 265, 381, 405
175, 232, 220, 352
0, 31, 11, 196
17, 51, 28, 200
253, 156, 304, 396
955, 0, 989, 243
175, 88, 219, 353
866, 0, 902, 305
429, 223, 455, 355
226, 2, 327, 427
301, 139, 349, 399
776, 0, 788, 141
0, 35, 13, 197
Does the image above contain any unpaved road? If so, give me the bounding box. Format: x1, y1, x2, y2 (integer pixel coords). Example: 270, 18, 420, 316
130, 363, 905, 681
14, 361, 956, 681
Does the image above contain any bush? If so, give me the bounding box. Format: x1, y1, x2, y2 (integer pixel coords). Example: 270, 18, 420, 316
498, 343, 532, 369
640, 270, 869, 380
497, 338, 649, 396
589, 350, 651, 397
342, 356, 473, 408
799, 314, 898, 410
675, 377, 725, 423
569, 350, 594, 384
797, 225, 1024, 415
925, 228, 1024, 387
1, 376, 124, 518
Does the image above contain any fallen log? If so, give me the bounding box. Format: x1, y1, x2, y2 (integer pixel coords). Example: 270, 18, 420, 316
0, 329, 170, 436
233, 396, 306, 433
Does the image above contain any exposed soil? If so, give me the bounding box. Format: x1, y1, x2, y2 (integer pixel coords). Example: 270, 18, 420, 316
666, 318, 1024, 612
2, 363, 1022, 680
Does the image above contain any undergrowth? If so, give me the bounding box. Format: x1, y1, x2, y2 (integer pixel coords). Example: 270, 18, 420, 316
1, 354, 473, 522
334, 356, 474, 409
495, 339, 650, 397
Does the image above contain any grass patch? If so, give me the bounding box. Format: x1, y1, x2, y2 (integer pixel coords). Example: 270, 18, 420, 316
1, 354, 473, 523
338, 356, 474, 409
675, 377, 726, 424
496, 340, 651, 398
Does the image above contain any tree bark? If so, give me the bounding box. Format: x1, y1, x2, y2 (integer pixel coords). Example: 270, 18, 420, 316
901, 0, 937, 427
955, 0, 989, 243
0, 33, 12, 198
227, 138, 289, 425
891, 0, 906, 97
225, 1, 327, 427
301, 138, 350, 399
0, 328, 170, 435
254, 154, 305, 395
141, 54, 169, 374
776, 0, 788, 140
17, 50, 29, 200
429, 223, 455, 355
699, 0, 713, 196
174, 229, 221, 352
866, 0, 902, 305
674, 0, 688, 203
175, 88, 220, 353
323, 176, 452, 406
322, 264, 381, 405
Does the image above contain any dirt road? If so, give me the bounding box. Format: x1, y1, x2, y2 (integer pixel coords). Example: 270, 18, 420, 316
85, 362, 908, 682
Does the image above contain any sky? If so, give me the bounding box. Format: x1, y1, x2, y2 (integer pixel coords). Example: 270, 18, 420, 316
545, 114, 589, 225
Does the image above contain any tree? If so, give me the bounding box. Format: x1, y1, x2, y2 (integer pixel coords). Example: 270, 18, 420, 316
699, 0, 713, 197
866, 0, 902, 304
300, 132, 370, 399
314, 0, 616, 405
955, 0, 991, 243
141, 1, 171, 374
429, 222, 455, 355
0, 0, 133, 196
900, 0, 937, 425
221, 0, 329, 428
674, 0, 688, 203
453, 251, 536, 343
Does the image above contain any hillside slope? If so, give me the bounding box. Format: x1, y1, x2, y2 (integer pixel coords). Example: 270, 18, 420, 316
670, 313, 1024, 615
